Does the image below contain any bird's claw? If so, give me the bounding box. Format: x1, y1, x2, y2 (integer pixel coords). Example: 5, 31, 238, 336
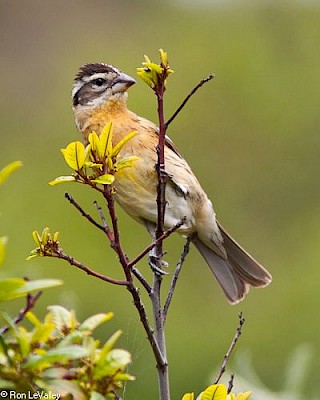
148, 253, 169, 276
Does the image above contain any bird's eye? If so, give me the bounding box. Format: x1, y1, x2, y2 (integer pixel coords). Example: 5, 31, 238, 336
92, 78, 106, 86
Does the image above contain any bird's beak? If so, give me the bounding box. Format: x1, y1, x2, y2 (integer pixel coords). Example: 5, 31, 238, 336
112, 72, 136, 93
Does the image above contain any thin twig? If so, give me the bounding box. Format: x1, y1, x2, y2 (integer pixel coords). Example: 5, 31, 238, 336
103, 187, 132, 282
163, 237, 191, 323
131, 266, 152, 293
55, 249, 129, 286
65, 193, 106, 233
93, 200, 114, 243
113, 393, 123, 400
0, 292, 43, 335
99, 187, 166, 366
227, 373, 235, 394
214, 312, 245, 384
126, 282, 166, 366
165, 74, 215, 129
127, 218, 185, 269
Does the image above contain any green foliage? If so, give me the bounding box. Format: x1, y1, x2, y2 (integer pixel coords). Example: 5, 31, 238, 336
49, 122, 138, 188
0, 161, 22, 185
0, 236, 8, 267
27, 227, 61, 260
0, 305, 134, 398
182, 384, 252, 400
1, 166, 133, 398
0, 278, 62, 302
137, 48, 173, 90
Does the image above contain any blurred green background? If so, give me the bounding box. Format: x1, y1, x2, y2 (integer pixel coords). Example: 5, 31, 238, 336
1, 0, 320, 398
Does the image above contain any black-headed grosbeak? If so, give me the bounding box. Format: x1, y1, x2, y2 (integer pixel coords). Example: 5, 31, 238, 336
72, 63, 272, 304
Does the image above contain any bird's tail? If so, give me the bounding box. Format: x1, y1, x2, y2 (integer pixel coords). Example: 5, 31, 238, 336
192, 222, 272, 304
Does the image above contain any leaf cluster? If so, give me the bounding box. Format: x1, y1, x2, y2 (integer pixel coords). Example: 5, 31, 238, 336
136, 48, 174, 90
0, 305, 134, 399
50, 122, 138, 188
27, 227, 61, 260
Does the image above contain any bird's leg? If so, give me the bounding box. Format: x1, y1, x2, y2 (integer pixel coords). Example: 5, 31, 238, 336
149, 246, 169, 275
143, 220, 169, 275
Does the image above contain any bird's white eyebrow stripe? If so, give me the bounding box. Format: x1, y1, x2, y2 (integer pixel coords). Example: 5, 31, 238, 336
82, 72, 110, 82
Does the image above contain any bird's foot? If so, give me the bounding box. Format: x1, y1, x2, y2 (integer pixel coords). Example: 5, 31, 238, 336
148, 249, 169, 275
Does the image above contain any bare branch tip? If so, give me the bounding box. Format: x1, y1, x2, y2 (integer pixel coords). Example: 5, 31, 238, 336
227, 373, 235, 394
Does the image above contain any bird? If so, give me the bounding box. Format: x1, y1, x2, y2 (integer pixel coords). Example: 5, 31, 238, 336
71, 62, 272, 304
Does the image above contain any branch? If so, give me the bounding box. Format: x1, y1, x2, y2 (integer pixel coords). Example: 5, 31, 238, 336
131, 266, 152, 293
103, 186, 132, 282
165, 74, 215, 128
55, 249, 129, 286
98, 187, 167, 367
65, 193, 106, 234
65, 192, 115, 244
94, 200, 114, 243
163, 237, 191, 323
155, 74, 167, 254
128, 218, 185, 269
149, 56, 172, 400
227, 373, 235, 394
0, 291, 42, 335
64, 186, 166, 368
126, 282, 166, 366
213, 312, 245, 384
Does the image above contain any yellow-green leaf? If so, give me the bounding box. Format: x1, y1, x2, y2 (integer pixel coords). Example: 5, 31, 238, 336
143, 61, 163, 75
103, 122, 114, 157
79, 312, 114, 333
94, 349, 131, 379
32, 230, 41, 247
101, 330, 122, 356
95, 122, 112, 158
0, 161, 22, 184
159, 48, 168, 66
116, 156, 139, 171
31, 322, 55, 344
182, 394, 195, 400
88, 131, 100, 154
49, 175, 76, 186
47, 305, 74, 331
53, 231, 60, 242
16, 326, 31, 357
112, 131, 137, 157
23, 345, 89, 370
41, 227, 50, 244
0, 278, 25, 302
61, 141, 86, 170
13, 279, 63, 298
199, 385, 227, 400
137, 68, 155, 88
26, 311, 41, 327
0, 236, 8, 267
84, 161, 103, 168
26, 250, 40, 261
91, 174, 115, 185
90, 392, 106, 400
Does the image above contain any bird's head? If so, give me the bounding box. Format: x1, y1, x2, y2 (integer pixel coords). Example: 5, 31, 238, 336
72, 63, 136, 110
